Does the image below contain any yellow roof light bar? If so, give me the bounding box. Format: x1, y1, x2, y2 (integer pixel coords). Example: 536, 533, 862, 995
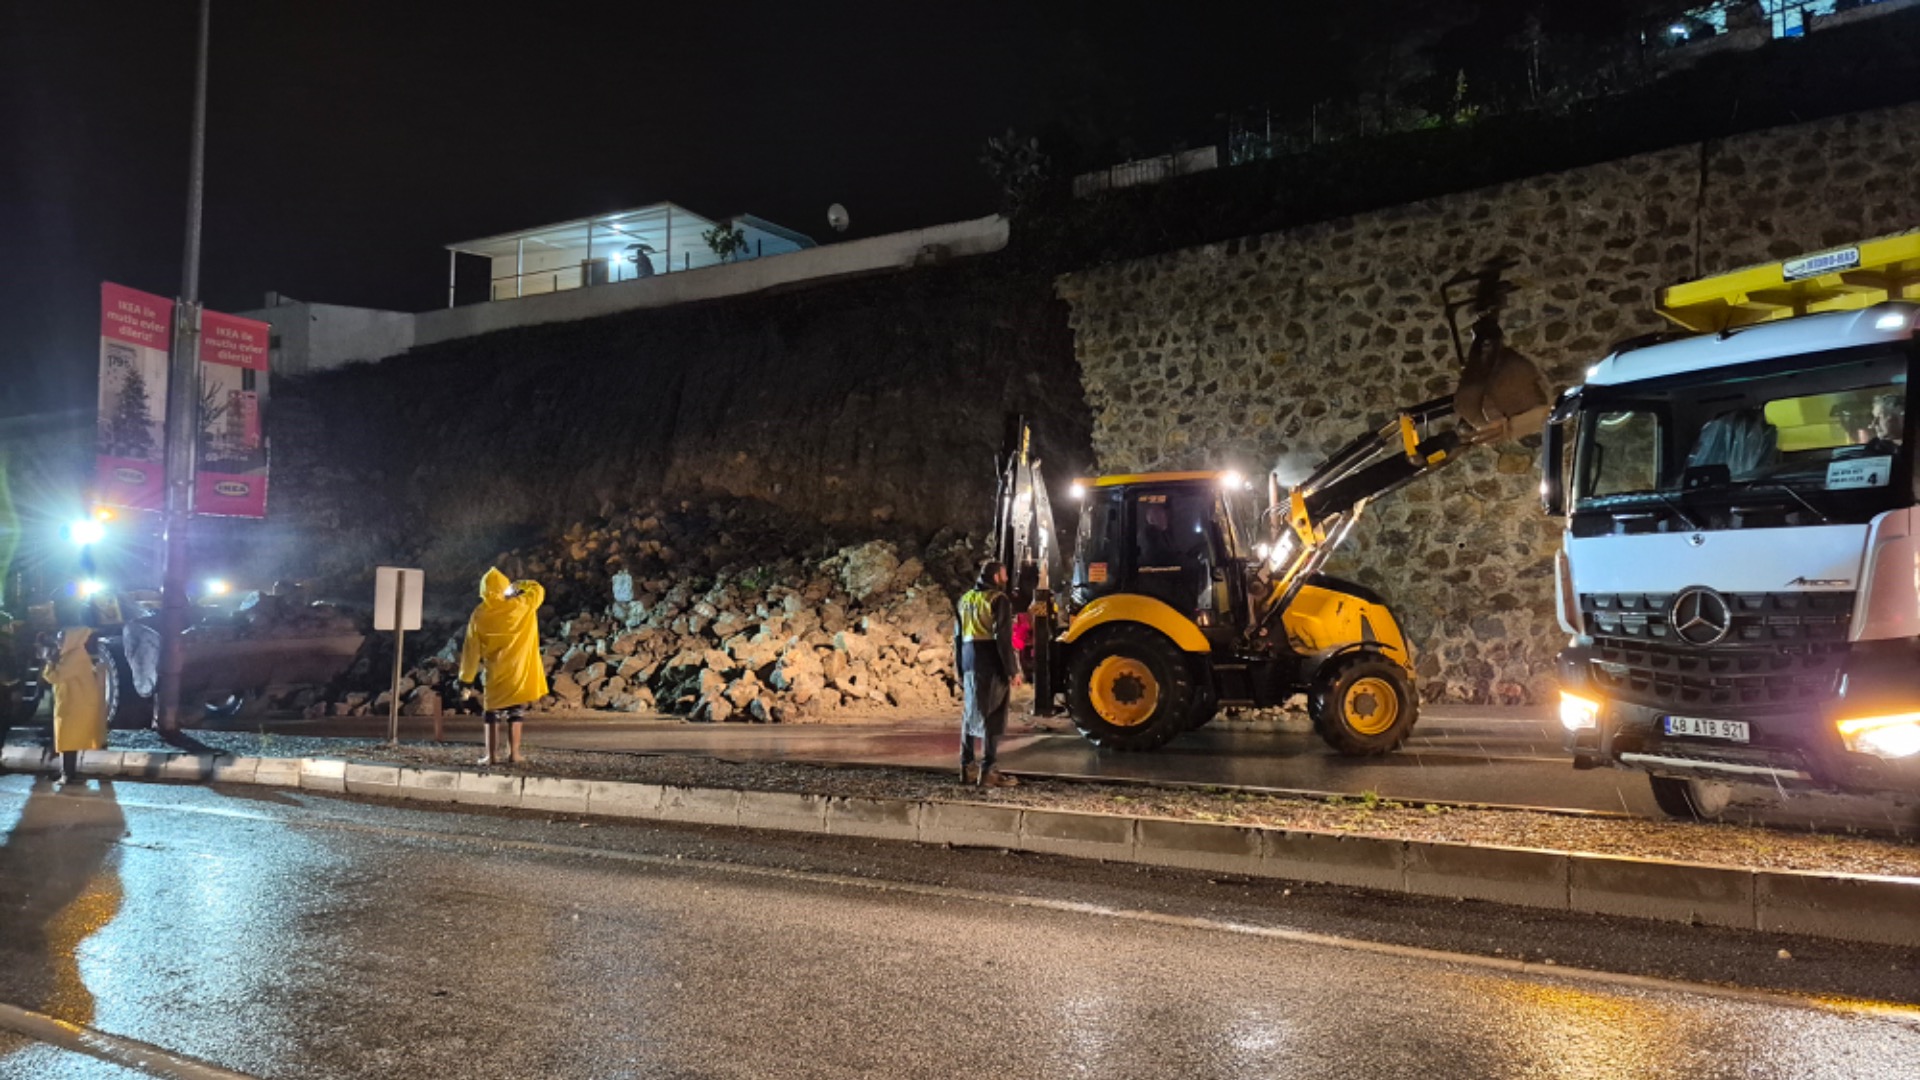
1658, 230, 1920, 333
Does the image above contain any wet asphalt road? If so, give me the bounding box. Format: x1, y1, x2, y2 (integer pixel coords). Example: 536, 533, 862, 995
2, 775, 1918, 1080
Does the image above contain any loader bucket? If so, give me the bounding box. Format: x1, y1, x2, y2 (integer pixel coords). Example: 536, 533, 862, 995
1454, 341, 1550, 440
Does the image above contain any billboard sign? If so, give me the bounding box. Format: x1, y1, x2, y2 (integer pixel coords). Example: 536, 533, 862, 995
194, 308, 271, 517
95, 282, 175, 512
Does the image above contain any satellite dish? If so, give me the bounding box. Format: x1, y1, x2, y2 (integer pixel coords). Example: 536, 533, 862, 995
827, 203, 850, 233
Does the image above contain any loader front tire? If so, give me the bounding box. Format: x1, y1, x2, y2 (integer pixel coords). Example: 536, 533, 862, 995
1310, 653, 1417, 756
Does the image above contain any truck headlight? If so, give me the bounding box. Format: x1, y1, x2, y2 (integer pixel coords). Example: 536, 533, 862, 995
1836, 713, 1920, 759
1560, 691, 1601, 733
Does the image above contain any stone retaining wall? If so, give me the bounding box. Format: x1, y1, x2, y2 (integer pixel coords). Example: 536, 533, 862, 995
1058, 103, 1920, 702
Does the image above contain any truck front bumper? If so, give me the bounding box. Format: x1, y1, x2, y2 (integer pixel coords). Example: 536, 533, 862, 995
1557, 643, 1920, 799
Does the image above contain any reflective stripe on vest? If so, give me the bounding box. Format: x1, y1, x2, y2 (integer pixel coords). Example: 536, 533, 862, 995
957, 589, 1001, 641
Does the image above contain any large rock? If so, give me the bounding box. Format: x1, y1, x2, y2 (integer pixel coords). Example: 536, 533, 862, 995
724, 674, 763, 710
725, 634, 785, 675
550, 673, 584, 707
835, 540, 901, 602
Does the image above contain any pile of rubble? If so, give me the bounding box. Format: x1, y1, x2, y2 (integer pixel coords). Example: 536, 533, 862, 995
324, 498, 982, 723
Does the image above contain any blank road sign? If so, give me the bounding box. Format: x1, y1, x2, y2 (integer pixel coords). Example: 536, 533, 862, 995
374, 567, 424, 631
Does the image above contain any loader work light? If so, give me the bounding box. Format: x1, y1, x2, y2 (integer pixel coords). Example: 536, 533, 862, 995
68, 518, 105, 546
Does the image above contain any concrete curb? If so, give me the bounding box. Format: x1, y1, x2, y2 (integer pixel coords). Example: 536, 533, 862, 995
7, 746, 1920, 947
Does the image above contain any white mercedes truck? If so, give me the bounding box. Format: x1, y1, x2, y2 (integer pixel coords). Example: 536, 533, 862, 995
1541, 232, 1919, 818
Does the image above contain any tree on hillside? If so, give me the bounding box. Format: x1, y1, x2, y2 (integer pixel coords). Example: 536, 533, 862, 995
980, 128, 1052, 216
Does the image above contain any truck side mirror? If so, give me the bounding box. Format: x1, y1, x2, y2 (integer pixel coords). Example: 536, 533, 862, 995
1539, 389, 1578, 517
1540, 424, 1566, 517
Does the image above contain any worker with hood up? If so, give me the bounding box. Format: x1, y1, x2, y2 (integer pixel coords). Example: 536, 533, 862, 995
43, 625, 109, 786
457, 568, 548, 766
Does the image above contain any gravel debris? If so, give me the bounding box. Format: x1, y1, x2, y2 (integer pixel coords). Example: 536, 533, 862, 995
19, 729, 1920, 880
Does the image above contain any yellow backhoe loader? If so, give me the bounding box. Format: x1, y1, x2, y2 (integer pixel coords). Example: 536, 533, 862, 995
996, 265, 1552, 754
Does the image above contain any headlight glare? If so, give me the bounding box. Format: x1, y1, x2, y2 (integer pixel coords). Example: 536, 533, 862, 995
1559, 691, 1601, 733
1837, 713, 1920, 759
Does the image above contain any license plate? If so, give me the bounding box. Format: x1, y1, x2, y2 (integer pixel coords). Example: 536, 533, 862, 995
1663, 716, 1751, 742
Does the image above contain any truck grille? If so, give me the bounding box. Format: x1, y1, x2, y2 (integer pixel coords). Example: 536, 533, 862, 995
1580, 591, 1854, 711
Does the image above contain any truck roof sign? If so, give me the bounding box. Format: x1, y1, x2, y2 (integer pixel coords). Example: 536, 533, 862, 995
1783, 247, 1861, 281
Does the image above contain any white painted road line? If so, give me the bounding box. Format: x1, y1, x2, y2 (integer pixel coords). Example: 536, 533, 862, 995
0, 1001, 263, 1080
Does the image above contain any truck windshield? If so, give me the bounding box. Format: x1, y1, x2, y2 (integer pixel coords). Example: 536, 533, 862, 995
1572, 348, 1913, 529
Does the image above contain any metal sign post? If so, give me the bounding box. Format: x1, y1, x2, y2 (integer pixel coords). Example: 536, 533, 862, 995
155, 0, 213, 740
374, 567, 424, 745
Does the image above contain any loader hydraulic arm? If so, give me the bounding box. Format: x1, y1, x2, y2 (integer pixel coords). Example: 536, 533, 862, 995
1289, 395, 1469, 544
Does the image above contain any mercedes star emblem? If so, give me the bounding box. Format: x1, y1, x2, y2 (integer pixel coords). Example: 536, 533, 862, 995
1670, 587, 1733, 646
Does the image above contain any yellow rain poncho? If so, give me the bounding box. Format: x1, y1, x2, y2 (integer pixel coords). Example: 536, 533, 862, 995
457, 568, 549, 712
43, 627, 108, 754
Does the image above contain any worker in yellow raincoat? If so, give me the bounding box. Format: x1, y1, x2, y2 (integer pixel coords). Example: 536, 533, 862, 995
43, 626, 108, 786
457, 568, 547, 766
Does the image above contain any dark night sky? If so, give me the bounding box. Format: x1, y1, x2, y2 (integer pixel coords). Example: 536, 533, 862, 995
2, 0, 1395, 423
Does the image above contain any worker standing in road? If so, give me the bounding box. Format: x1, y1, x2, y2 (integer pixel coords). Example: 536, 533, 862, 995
954, 560, 1019, 788
457, 568, 548, 767
42, 625, 108, 787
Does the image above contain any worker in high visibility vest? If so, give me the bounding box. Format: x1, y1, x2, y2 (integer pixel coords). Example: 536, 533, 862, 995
953, 560, 1019, 787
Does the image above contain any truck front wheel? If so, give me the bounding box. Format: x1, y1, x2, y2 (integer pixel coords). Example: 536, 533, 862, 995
1648, 776, 1734, 820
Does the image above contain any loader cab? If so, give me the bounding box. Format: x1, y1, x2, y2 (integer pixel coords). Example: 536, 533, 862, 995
1067, 472, 1255, 638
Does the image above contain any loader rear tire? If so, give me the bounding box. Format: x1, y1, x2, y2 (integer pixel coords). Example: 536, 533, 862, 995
1310, 653, 1416, 756
1068, 624, 1195, 752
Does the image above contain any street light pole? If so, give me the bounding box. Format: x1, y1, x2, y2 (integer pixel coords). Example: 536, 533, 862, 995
156, 0, 211, 738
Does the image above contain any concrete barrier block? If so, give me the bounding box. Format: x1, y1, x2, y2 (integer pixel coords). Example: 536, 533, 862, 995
1134, 818, 1265, 876
1570, 855, 1755, 930
454, 770, 523, 808
1756, 871, 1920, 947
298, 758, 349, 793
0, 744, 44, 772
207, 756, 259, 784
586, 780, 664, 818
77, 750, 124, 777
656, 785, 741, 826
521, 776, 591, 815
119, 751, 167, 777
825, 796, 921, 841
1019, 809, 1135, 860
737, 790, 829, 833
1261, 829, 1406, 891
397, 767, 461, 802
919, 800, 1021, 848
252, 757, 303, 788
343, 763, 404, 796
1405, 841, 1570, 910
159, 755, 215, 781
